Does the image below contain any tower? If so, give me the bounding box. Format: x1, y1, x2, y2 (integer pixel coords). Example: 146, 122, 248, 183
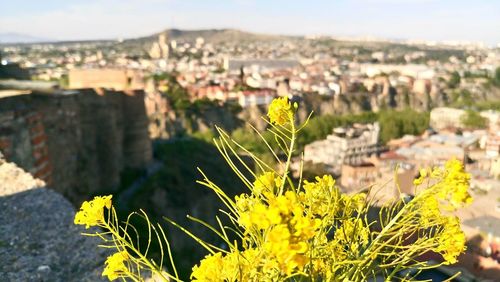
149, 32, 169, 60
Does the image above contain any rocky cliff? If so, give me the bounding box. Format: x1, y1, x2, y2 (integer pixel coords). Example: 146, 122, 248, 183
0, 89, 152, 204
158, 88, 441, 135
0, 155, 108, 281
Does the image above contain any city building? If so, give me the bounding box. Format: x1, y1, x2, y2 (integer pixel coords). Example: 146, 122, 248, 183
340, 162, 378, 190
149, 32, 170, 60
304, 123, 380, 173
237, 89, 275, 107
430, 107, 466, 130
480, 110, 500, 132
68, 68, 145, 90
225, 58, 300, 73
485, 133, 500, 158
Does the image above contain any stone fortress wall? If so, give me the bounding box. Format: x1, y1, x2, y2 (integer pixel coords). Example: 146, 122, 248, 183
0, 89, 152, 203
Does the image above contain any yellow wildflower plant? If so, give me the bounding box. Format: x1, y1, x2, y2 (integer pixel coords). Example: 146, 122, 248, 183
267, 96, 294, 126
76, 97, 472, 281
74, 195, 180, 282
253, 171, 282, 197
102, 251, 130, 280
74, 195, 112, 228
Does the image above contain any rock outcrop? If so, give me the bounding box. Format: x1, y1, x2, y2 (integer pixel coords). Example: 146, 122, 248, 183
0, 156, 108, 282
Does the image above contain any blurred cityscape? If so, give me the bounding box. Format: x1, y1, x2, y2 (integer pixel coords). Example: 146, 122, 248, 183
1, 22, 500, 281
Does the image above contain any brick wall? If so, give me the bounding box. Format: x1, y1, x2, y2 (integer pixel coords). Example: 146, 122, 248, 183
0, 107, 53, 185
26, 112, 52, 184
0, 89, 152, 204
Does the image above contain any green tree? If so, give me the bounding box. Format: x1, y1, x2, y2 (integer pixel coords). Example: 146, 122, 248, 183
448, 71, 461, 89
461, 110, 487, 129
493, 66, 500, 87
378, 110, 430, 143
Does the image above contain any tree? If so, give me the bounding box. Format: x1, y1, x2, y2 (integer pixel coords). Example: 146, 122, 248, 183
461, 110, 487, 129
448, 71, 461, 89
494, 67, 500, 87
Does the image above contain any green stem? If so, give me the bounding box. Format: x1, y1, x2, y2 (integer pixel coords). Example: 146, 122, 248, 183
103, 221, 178, 282
279, 122, 295, 195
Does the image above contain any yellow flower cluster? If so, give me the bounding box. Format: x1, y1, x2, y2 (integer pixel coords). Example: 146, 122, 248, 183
74, 98, 475, 281
417, 195, 441, 227
333, 218, 370, 256
300, 175, 365, 223
436, 158, 473, 209
267, 97, 293, 126
218, 173, 372, 279
434, 216, 466, 264
301, 175, 340, 217
102, 251, 129, 281
74, 195, 112, 229
253, 171, 282, 197
236, 190, 321, 275
414, 159, 472, 210
264, 192, 321, 274
411, 159, 471, 264
191, 249, 260, 281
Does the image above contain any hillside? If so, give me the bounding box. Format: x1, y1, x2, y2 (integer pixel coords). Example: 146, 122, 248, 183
0, 32, 53, 44
130, 28, 294, 44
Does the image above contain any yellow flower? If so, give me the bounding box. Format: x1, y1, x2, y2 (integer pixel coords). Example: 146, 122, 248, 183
192, 250, 262, 281
236, 189, 320, 276
74, 195, 112, 228
229, 249, 261, 280
434, 216, 466, 264
413, 168, 429, 186
191, 252, 224, 281
430, 167, 443, 178
102, 251, 129, 281
435, 158, 472, 209
417, 195, 441, 227
343, 193, 367, 216
267, 97, 293, 126
253, 171, 282, 197
301, 175, 341, 217
334, 218, 370, 255
264, 193, 320, 275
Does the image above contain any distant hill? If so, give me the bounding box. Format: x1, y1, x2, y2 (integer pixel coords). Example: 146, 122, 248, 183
0, 32, 53, 44
131, 28, 295, 44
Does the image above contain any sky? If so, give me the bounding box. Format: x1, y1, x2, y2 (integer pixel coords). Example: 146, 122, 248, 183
1, 0, 499, 45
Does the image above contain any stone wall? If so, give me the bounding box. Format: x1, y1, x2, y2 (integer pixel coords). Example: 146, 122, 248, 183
0, 89, 152, 204
0, 104, 52, 185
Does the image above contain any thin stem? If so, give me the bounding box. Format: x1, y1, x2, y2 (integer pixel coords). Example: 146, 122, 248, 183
279, 121, 295, 195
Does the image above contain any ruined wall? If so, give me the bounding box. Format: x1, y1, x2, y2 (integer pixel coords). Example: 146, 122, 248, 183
0, 89, 152, 204
68, 69, 145, 90
0, 102, 53, 185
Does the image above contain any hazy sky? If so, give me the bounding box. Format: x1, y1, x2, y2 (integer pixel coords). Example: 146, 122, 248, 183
1, 0, 499, 44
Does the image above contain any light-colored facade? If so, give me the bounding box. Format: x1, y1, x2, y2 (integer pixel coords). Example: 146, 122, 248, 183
237, 89, 275, 107
485, 133, 500, 158
149, 33, 169, 60
68, 68, 144, 90
480, 110, 500, 132
304, 123, 380, 172
430, 107, 466, 130
340, 163, 378, 190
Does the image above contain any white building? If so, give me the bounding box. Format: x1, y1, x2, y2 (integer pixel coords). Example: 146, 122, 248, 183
237, 89, 275, 107
149, 33, 169, 60
430, 107, 466, 130
480, 110, 500, 132
304, 123, 380, 172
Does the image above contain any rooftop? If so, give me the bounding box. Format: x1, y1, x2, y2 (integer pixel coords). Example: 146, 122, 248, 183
463, 215, 500, 239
